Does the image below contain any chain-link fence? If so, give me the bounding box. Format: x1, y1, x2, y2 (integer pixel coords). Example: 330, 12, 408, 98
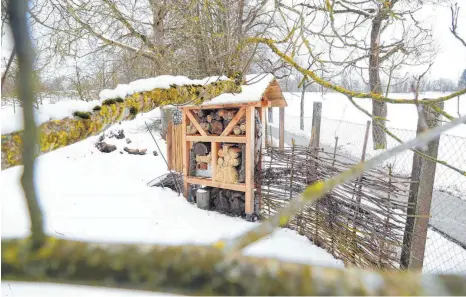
267, 111, 466, 274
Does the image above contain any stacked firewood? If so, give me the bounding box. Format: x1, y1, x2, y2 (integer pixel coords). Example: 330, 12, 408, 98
186, 109, 246, 136
215, 144, 241, 183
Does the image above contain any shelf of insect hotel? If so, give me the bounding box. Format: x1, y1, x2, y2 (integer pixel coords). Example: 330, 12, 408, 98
187, 142, 246, 192
185, 176, 246, 192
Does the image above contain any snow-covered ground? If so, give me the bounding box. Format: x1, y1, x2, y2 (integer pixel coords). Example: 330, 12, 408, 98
1, 108, 343, 296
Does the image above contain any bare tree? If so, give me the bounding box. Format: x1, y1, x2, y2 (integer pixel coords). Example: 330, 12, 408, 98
269, 0, 437, 149
450, 2, 466, 47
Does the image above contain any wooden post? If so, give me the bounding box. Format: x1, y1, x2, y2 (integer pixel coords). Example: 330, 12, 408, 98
182, 109, 189, 198
401, 112, 425, 268
350, 120, 371, 262
211, 142, 219, 181
245, 106, 255, 220
361, 121, 371, 161
407, 103, 443, 270
279, 107, 285, 151
310, 102, 322, 148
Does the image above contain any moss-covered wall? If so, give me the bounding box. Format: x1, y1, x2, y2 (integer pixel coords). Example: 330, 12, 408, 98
1, 80, 240, 170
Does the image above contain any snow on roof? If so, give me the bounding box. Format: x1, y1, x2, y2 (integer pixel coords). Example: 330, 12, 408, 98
99, 75, 229, 101
199, 73, 276, 106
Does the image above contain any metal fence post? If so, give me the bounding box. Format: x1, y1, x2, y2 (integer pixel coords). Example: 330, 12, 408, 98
310, 102, 322, 148
279, 107, 285, 151
401, 103, 444, 269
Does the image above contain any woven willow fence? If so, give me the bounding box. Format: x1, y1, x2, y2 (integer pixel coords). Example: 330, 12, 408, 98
260, 145, 413, 269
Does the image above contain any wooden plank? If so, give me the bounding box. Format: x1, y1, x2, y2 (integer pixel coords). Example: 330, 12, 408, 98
178, 126, 183, 172
221, 106, 246, 136
279, 107, 285, 151
186, 135, 246, 143
167, 121, 173, 170
182, 109, 189, 198
185, 177, 246, 192
186, 109, 208, 136
185, 102, 262, 110
245, 106, 255, 215
176, 125, 182, 172
211, 142, 219, 181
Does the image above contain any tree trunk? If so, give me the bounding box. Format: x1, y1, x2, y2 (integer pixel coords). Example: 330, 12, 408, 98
369, 14, 387, 150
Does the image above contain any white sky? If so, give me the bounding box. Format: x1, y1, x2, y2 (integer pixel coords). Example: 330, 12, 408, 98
425, 3, 466, 80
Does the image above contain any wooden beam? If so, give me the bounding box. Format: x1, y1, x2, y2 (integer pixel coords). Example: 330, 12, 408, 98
182, 109, 189, 198
186, 135, 246, 143
185, 102, 261, 110
186, 109, 208, 136
185, 177, 246, 192
245, 106, 255, 216
167, 121, 173, 170
211, 142, 219, 181
221, 106, 246, 136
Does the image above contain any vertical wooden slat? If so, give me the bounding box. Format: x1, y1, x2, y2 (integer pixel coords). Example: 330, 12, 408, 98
178, 125, 183, 173
179, 125, 182, 172
173, 126, 178, 172
182, 109, 189, 198
258, 106, 264, 212
245, 106, 255, 216
211, 142, 219, 181
167, 121, 173, 170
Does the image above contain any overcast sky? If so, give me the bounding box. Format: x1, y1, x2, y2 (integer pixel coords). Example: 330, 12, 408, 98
423, 3, 466, 80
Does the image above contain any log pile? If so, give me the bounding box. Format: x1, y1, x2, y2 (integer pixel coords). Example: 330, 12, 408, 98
187, 108, 246, 136
209, 187, 245, 216
215, 144, 241, 183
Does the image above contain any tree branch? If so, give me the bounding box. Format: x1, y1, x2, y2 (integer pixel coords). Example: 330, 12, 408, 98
450, 3, 466, 47
244, 35, 466, 104
2, 237, 466, 295
7, 0, 45, 248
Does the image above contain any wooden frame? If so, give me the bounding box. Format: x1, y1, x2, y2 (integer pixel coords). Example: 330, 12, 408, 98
186, 110, 207, 136
221, 106, 246, 136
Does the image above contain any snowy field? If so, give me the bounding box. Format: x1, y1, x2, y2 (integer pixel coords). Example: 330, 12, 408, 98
1, 107, 343, 296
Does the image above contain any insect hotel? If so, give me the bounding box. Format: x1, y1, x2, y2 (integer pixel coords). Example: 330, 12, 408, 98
178, 74, 287, 220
